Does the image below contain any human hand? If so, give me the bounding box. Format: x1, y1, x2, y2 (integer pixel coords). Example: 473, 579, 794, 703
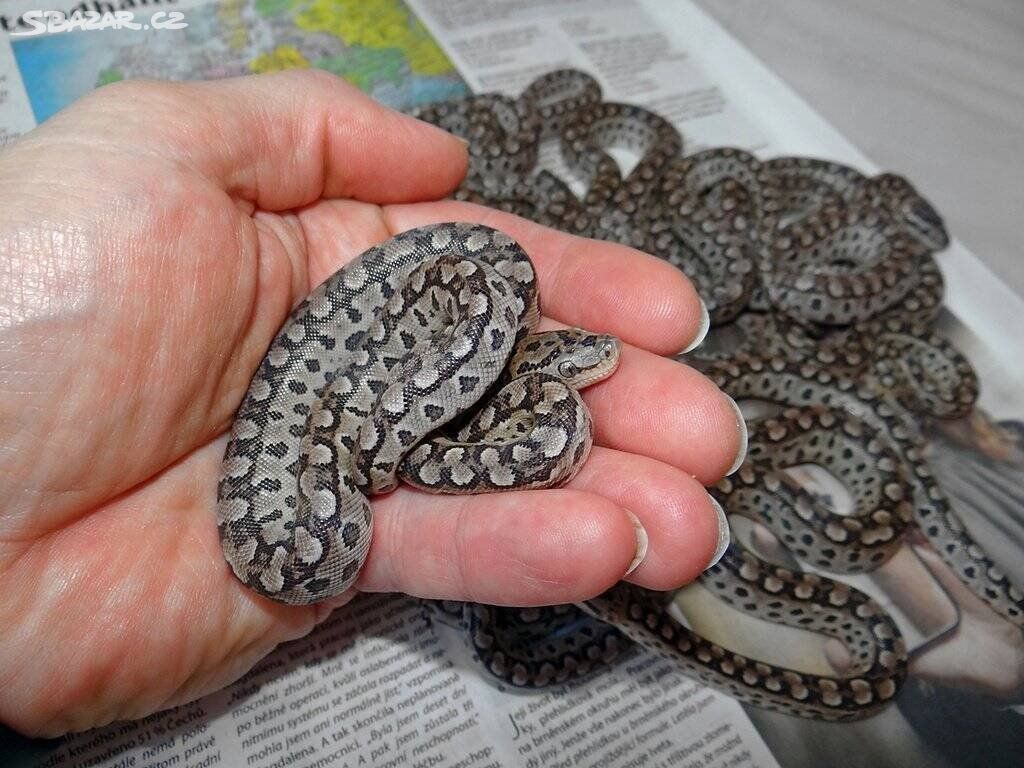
0, 71, 743, 736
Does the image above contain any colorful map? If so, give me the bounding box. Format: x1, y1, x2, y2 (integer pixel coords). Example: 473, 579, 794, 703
11, 0, 468, 124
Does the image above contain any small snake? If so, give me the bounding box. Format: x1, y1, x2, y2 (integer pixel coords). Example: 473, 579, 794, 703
217, 223, 619, 605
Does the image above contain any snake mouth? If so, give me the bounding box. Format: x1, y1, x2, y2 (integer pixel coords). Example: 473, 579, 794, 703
584, 337, 622, 387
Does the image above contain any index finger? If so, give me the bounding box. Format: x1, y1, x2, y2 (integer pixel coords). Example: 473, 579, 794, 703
383, 200, 709, 356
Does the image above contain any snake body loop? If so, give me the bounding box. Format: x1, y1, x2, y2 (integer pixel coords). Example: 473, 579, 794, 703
519, 69, 603, 138
591, 562, 906, 720
715, 407, 915, 573
218, 223, 623, 605
705, 356, 1023, 626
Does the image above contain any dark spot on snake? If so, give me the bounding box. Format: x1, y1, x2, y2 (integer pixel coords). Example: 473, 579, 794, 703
266, 442, 288, 459
341, 522, 361, 548
424, 403, 445, 421
459, 375, 480, 393
305, 578, 330, 595
491, 328, 506, 351
257, 477, 282, 493
288, 380, 307, 395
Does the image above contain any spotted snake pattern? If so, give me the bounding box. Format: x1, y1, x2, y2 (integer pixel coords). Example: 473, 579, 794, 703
404, 69, 1024, 721
218, 223, 620, 605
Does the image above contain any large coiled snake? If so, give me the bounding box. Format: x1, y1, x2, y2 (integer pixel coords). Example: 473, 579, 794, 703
219, 69, 1023, 722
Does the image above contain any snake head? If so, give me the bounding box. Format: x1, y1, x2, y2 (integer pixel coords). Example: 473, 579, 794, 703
868, 174, 950, 252
510, 329, 621, 389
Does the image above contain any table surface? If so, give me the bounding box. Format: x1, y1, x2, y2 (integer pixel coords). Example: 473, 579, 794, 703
692, 0, 1024, 298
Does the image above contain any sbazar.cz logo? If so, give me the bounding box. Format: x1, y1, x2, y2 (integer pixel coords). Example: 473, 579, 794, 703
11, 9, 187, 35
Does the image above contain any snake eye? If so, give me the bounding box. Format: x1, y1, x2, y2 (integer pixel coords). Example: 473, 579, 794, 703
558, 361, 579, 379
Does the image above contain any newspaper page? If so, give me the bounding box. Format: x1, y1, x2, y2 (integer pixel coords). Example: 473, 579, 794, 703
1, 1, 1022, 767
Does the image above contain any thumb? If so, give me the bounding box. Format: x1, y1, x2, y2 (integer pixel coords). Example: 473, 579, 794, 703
51, 69, 469, 211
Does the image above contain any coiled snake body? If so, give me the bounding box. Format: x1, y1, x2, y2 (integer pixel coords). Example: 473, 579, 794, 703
218, 69, 1023, 721
218, 223, 619, 605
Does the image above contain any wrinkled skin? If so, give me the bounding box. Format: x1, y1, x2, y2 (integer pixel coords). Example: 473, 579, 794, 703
0, 71, 744, 736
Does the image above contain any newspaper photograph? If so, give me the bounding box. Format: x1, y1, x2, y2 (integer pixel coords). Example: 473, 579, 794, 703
0, 1, 1021, 767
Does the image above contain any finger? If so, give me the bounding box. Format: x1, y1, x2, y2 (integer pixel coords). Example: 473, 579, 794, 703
357, 486, 643, 606
383, 200, 708, 355
565, 447, 726, 590
62, 70, 468, 210
583, 344, 747, 484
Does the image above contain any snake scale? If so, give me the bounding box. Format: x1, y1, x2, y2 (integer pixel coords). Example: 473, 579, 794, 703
218, 68, 1022, 721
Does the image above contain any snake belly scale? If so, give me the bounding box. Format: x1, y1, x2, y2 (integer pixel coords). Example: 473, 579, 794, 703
217, 223, 620, 605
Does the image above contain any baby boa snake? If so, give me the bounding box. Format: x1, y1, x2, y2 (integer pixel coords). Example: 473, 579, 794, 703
218, 223, 620, 605
400, 69, 1024, 721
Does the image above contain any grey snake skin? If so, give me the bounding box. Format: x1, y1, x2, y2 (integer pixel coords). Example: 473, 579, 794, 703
218, 223, 620, 605
218, 69, 1022, 722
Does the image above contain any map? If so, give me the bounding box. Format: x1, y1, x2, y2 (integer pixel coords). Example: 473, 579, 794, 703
11, 0, 468, 124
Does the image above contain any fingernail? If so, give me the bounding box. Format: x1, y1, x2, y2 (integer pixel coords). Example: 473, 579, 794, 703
623, 510, 649, 576
724, 394, 748, 476
453, 134, 470, 148
705, 493, 730, 570
679, 298, 710, 354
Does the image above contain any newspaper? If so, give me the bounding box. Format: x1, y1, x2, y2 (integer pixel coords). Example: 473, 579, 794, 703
1, 1, 1022, 767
